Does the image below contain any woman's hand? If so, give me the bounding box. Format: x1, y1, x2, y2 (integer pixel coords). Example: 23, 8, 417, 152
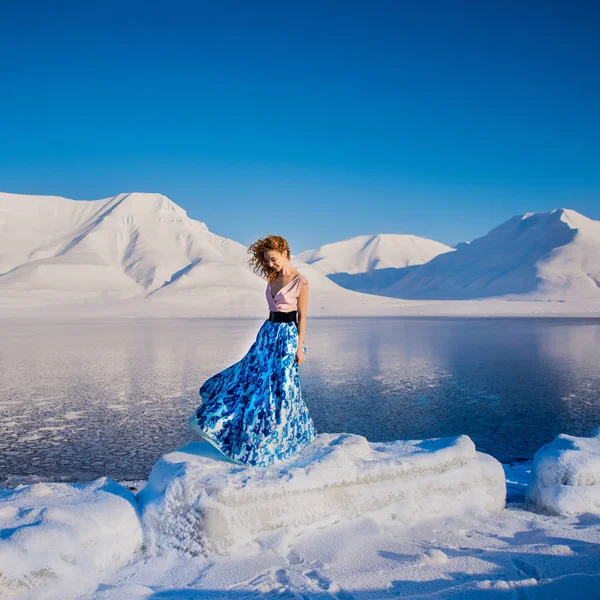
295, 348, 305, 365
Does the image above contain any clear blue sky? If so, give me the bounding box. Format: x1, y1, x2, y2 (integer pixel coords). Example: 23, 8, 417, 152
1, 1, 598, 251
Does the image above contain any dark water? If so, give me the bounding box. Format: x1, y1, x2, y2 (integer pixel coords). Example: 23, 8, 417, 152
1, 317, 599, 483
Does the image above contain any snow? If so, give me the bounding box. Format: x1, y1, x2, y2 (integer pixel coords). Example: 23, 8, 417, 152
0, 191, 250, 297
0, 192, 396, 315
386, 208, 600, 300
79, 466, 600, 599
295, 233, 454, 293
2, 192, 599, 317
295, 233, 453, 275
526, 425, 600, 516
2, 193, 600, 597
0, 477, 142, 599
137, 432, 505, 556
1, 437, 600, 598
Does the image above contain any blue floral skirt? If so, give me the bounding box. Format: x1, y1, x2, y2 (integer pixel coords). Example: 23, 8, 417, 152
189, 318, 317, 467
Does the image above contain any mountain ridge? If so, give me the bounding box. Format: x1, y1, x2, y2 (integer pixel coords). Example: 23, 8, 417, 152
0, 192, 239, 294
295, 233, 453, 294
384, 207, 600, 300
1, 194, 598, 308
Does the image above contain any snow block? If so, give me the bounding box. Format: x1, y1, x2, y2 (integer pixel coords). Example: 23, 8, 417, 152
0, 477, 143, 597
138, 432, 506, 556
526, 425, 600, 515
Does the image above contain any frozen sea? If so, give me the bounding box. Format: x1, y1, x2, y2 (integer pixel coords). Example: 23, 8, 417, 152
1, 316, 600, 484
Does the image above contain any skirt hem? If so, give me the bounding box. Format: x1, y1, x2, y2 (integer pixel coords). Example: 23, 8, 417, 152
187, 415, 248, 467
191, 318, 315, 468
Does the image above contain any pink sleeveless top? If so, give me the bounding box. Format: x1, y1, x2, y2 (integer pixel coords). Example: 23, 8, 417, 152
266, 273, 309, 313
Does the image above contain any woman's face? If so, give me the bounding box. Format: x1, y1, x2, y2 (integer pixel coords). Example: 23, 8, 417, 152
264, 250, 287, 273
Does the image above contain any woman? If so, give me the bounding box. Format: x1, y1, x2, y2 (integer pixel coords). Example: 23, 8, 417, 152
188, 234, 317, 467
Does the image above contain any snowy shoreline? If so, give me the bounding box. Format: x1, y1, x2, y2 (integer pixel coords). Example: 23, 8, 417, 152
1, 430, 599, 599
1, 302, 600, 320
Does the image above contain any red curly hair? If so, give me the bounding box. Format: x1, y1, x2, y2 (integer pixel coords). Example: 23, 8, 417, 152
247, 234, 291, 282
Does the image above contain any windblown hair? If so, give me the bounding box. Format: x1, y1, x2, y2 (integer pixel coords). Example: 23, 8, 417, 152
247, 234, 291, 282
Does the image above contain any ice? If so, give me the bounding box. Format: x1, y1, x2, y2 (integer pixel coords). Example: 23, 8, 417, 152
137, 432, 506, 556
526, 425, 600, 515
0, 477, 142, 599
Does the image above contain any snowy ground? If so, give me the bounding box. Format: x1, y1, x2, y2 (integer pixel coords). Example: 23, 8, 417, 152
2, 442, 600, 599
88, 462, 600, 600
88, 489, 600, 600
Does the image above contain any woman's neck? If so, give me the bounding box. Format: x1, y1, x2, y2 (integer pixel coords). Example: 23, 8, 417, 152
277, 266, 295, 279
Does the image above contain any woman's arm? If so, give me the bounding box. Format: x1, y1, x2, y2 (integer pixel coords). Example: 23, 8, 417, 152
295, 281, 308, 364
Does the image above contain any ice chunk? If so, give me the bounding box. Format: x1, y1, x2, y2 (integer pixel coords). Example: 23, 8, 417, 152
138, 432, 506, 556
0, 477, 142, 598
526, 425, 600, 515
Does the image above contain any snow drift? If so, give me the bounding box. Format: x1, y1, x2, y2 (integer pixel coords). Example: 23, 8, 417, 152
137, 432, 506, 556
526, 425, 600, 516
0, 477, 142, 599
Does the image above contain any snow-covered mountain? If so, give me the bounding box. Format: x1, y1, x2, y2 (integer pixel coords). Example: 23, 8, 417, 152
385, 208, 600, 300
0, 192, 395, 315
294, 234, 454, 293
0, 192, 253, 297
2, 194, 598, 314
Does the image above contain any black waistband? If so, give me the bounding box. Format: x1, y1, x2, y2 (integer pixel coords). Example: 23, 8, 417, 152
268, 310, 298, 323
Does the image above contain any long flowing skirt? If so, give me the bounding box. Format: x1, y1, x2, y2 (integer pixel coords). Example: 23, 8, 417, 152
189, 318, 317, 467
